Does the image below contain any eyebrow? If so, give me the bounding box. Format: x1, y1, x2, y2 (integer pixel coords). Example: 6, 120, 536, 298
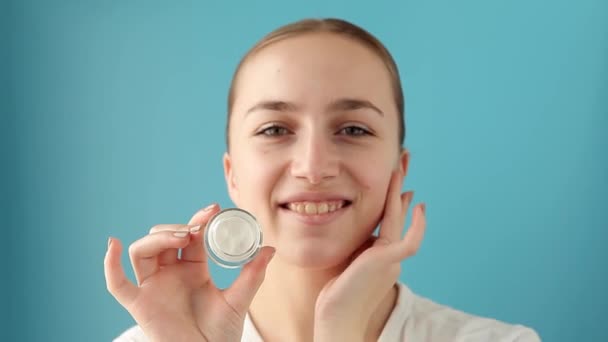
246, 100, 299, 116
245, 98, 384, 117
328, 98, 384, 116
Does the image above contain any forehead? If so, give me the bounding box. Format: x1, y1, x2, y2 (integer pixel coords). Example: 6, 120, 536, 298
232, 32, 395, 114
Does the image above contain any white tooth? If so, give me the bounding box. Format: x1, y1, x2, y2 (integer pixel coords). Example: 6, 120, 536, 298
318, 202, 329, 214
288, 201, 347, 215
305, 202, 317, 214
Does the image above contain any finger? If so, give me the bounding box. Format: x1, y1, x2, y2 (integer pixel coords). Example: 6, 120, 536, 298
181, 204, 221, 262
400, 191, 415, 234
148, 224, 196, 265
378, 170, 406, 242
149, 224, 196, 234
104, 237, 138, 309
349, 235, 377, 264
128, 230, 193, 284
223, 246, 276, 314
158, 249, 179, 266
391, 203, 427, 261
373, 191, 413, 247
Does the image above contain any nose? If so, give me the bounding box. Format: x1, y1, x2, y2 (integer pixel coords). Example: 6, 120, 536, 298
290, 132, 340, 184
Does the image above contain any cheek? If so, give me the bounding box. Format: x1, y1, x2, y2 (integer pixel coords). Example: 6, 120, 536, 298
346, 152, 395, 225
366, 177, 392, 219
346, 148, 394, 192
232, 149, 287, 246
233, 149, 285, 209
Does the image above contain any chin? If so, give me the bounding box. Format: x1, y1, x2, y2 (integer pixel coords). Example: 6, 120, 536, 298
277, 240, 353, 270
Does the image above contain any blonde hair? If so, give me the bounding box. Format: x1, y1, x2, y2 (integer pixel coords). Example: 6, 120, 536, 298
226, 18, 405, 148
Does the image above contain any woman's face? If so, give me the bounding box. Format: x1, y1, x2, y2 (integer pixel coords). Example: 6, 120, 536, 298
224, 33, 408, 269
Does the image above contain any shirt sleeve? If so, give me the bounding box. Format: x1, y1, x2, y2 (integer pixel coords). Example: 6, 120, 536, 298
514, 328, 542, 342
113, 325, 148, 342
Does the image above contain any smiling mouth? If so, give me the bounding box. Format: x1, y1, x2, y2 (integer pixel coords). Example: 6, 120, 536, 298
279, 200, 353, 215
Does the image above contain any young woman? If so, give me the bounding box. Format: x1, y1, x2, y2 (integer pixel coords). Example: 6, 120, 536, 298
104, 18, 540, 342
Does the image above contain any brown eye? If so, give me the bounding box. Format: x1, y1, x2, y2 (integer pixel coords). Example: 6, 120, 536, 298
338, 126, 371, 136
256, 125, 291, 137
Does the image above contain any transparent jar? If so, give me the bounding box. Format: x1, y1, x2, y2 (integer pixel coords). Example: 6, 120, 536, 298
204, 208, 263, 268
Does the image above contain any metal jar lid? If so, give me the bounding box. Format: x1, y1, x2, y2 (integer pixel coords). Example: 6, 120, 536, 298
204, 208, 263, 268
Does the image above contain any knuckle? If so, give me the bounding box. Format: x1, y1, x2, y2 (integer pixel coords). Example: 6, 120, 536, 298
405, 245, 418, 257
149, 225, 161, 234
127, 242, 138, 257
106, 282, 116, 295
105, 277, 120, 295
107, 279, 130, 300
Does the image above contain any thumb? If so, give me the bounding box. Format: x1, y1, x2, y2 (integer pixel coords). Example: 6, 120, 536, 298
223, 246, 276, 314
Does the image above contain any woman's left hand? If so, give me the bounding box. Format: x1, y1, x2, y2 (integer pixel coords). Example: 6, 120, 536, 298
313, 169, 427, 342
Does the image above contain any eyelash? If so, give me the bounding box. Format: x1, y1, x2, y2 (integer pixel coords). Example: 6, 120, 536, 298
255, 124, 373, 137
256, 125, 291, 137
338, 126, 372, 136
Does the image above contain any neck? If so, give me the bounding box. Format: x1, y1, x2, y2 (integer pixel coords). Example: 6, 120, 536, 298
248, 256, 397, 342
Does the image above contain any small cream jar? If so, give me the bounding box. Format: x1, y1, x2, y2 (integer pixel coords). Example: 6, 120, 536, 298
204, 208, 263, 268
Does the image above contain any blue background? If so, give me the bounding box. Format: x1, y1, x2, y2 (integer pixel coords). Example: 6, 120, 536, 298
3, 0, 607, 341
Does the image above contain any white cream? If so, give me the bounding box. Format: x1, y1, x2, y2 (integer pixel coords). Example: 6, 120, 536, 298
204, 208, 263, 268
212, 216, 255, 256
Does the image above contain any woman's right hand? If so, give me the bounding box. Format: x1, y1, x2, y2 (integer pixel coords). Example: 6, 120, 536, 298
104, 204, 276, 342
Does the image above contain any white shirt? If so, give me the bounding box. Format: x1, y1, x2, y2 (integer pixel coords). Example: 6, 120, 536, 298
114, 282, 541, 341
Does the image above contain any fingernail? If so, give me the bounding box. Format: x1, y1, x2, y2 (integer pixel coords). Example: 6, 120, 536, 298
107, 237, 112, 248
189, 225, 201, 233
421, 203, 426, 214
203, 203, 217, 212
173, 231, 189, 238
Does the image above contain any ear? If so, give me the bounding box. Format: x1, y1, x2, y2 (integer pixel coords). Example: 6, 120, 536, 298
223, 152, 240, 205
398, 148, 410, 177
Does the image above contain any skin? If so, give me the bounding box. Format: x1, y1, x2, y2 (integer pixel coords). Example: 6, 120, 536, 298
225, 32, 426, 342
104, 32, 426, 342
